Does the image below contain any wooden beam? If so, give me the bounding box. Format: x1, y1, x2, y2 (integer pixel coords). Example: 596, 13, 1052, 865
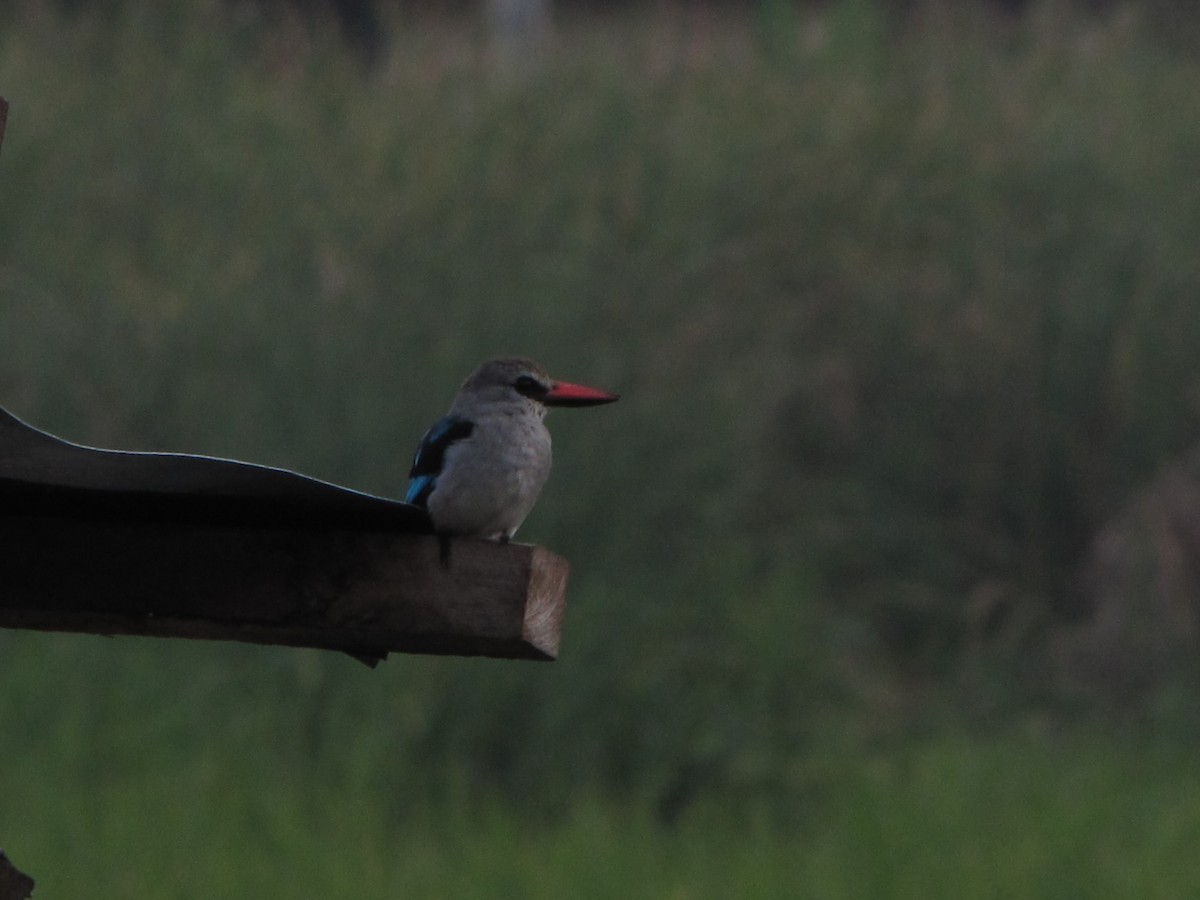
0, 851, 34, 900
0, 517, 567, 661
0, 406, 569, 663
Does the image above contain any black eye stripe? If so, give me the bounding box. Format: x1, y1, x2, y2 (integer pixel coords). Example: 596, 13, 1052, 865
514, 375, 548, 399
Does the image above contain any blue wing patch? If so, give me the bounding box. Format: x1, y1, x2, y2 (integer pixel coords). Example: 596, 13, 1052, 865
404, 415, 474, 509
405, 474, 437, 508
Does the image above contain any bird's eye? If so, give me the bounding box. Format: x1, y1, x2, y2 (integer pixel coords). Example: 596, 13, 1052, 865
514, 375, 547, 398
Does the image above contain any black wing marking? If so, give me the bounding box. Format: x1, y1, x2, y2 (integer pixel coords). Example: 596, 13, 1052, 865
404, 415, 475, 508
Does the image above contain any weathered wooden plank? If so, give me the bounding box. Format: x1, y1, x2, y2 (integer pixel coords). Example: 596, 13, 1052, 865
0, 515, 568, 661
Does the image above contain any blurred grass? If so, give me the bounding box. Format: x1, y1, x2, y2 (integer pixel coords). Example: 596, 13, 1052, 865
3, 0, 1200, 895
3, 658, 1200, 900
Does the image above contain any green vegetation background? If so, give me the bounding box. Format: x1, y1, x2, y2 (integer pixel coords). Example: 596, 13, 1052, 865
3, 1, 1200, 896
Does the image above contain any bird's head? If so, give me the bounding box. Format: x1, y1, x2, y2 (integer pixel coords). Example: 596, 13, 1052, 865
457, 357, 620, 413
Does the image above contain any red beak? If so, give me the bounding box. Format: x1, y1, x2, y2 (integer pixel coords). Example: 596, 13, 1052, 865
543, 380, 620, 407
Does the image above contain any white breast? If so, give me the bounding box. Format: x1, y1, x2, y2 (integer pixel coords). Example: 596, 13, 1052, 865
427, 408, 553, 539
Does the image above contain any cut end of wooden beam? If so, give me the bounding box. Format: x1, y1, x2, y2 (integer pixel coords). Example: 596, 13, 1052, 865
525, 546, 570, 659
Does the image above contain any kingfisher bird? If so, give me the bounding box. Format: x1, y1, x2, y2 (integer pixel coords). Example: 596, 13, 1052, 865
404, 357, 618, 544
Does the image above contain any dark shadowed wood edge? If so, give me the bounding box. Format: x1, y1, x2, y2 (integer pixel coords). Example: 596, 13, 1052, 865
0, 405, 434, 530
0, 405, 569, 663
0, 851, 34, 900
